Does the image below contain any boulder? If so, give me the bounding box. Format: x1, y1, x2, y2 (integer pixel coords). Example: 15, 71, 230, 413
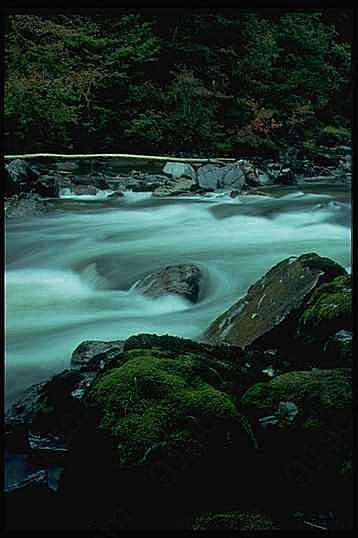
70, 339, 125, 371
71, 174, 110, 190
5, 159, 40, 189
107, 190, 124, 199
163, 161, 196, 180
5, 193, 49, 218
5, 369, 97, 451
32, 174, 61, 197
59, 343, 256, 528
152, 177, 196, 197
197, 164, 227, 190
205, 253, 346, 349
132, 263, 202, 302
295, 274, 352, 366
241, 368, 352, 497
71, 184, 98, 195
197, 160, 269, 191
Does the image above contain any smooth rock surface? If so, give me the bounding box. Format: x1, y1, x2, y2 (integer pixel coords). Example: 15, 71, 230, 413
205, 253, 346, 349
133, 264, 202, 303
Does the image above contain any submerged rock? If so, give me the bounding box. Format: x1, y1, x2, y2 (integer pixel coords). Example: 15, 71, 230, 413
133, 263, 202, 303
205, 253, 346, 349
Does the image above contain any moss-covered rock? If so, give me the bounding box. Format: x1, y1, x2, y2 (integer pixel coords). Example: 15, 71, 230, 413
90, 349, 243, 466
298, 275, 352, 341
205, 253, 346, 350
192, 510, 279, 530
241, 368, 352, 508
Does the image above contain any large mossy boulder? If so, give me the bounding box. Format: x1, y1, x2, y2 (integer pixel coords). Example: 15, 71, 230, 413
297, 275, 352, 358
59, 346, 257, 528
205, 253, 346, 350
132, 264, 203, 303
241, 368, 352, 512
89, 348, 249, 467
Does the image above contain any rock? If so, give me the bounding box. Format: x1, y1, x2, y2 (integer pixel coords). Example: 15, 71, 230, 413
71, 174, 110, 190
152, 177, 196, 197
5, 193, 49, 218
197, 164, 226, 189
241, 368, 352, 511
70, 340, 125, 371
60, 343, 257, 528
5, 469, 48, 493
5, 159, 40, 191
205, 253, 346, 349
107, 190, 124, 199
91, 349, 246, 465
323, 330, 352, 366
5, 369, 97, 451
163, 162, 196, 180
132, 263, 202, 302
197, 162, 245, 190
32, 174, 60, 197
71, 184, 98, 195
295, 274, 352, 365
5, 468, 60, 531
192, 511, 279, 530
5, 382, 46, 450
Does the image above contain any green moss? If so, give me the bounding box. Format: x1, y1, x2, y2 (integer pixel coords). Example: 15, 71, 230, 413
192, 511, 278, 530
300, 275, 351, 338
299, 253, 347, 282
302, 418, 323, 431
318, 125, 351, 146
90, 349, 239, 465
242, 368, 352, 427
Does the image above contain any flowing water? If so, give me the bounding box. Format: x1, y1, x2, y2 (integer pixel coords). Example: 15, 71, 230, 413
5, 184, 351, 408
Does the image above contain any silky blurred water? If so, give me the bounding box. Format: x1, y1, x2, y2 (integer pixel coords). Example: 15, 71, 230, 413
5, 185, 351, 407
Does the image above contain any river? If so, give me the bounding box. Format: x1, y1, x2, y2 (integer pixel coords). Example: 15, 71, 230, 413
5, 183, 351, 408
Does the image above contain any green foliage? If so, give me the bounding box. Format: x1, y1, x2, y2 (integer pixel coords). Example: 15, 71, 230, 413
318, 125, 351, 146
4, 10, 352, 154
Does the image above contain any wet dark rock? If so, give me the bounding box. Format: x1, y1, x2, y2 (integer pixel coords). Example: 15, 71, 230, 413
71, 184, 98, 195
5, 159, 40, 195
5, 193, 49, 218
133, 263, 202, 303
70, 339, 125, 371
5, 369, 97, 452
241, 367, 352, 512
205, 253, 346, 349
32, 174, 61, 197
5, 469, 61, 530
107, 190, 124, 199
152, 177, 196, 197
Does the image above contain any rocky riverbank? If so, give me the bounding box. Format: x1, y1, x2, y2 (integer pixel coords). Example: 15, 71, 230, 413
5, 252, 352, 531
4, 144, 351, 217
